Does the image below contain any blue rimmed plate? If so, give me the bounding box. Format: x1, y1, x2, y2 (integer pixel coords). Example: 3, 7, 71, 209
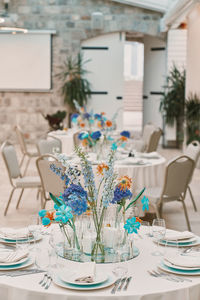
155, 236, 200, 247
159, 261, 200, 275
0, 235, 42, 244
0, 256, 29, 266
59, 270, 108, 286
53, 273, 116, 291
0, 257, 33, 270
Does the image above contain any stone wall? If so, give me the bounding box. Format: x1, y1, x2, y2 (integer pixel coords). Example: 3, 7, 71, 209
0, 0, 162, 143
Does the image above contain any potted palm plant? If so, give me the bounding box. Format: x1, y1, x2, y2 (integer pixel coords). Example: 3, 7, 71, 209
186, 93, 200, 143
160, 65, 186, 148
58, 52, 92, 111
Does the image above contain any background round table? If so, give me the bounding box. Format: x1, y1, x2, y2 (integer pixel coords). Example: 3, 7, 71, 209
0, 229, 200, 300
48, 129, 77, 155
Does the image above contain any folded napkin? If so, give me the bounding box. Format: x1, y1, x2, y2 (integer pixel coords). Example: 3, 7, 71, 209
75, 262, 96, 283
116, 157, 146, 165
139, 152, 160, 159
0, 250, 29, 263
0, 228, 33, 240
164, 253, 200, 268
164, 230, 194, 241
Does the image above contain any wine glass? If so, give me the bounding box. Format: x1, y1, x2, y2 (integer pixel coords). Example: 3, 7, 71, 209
151, 219, 166, 256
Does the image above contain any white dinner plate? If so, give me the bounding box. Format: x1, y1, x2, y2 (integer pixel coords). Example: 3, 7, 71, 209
159, 261, 200, 276
0, 257, 33, 270
0, 235, 42, 244
53, 274, 116, 291
163, 259, 200, 271
0, 256, 29, 266
161, 237, 197, 244
59, 270, 108, 286
154, 236, 200, 247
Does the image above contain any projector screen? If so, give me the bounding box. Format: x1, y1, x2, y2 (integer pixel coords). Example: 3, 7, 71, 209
0, 33, 51, 91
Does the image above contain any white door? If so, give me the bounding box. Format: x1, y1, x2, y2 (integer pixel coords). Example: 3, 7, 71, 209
143, 35, 167, 140
81, 32, 125, 129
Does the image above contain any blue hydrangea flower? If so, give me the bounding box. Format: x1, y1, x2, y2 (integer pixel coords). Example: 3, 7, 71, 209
55, 205, 73, 223
71, 113, 79, 120
62, 184, 88, 215
111, 186, 132, 204
124, 217, 141, 234
141, 196, 149, 211
78, 132, 89, 140
90, 131, 101, 140
120, 131, 130, 138
38, 209, 47, 217
83, 113, 91, 119
42, 217, 51, 226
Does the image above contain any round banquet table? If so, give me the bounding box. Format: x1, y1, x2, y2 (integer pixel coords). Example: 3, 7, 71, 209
114, 155, 166, 193
1, 228, 200, 300
48, 129, 77, 155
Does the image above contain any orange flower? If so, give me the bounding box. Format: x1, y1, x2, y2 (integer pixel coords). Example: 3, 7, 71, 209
135, 217, 142, 223
82, 139, 88, 147
80, 107, 85, 113
97, 121, 102, 128
118, 176, 132, 190
80, 122, 85, 128
120, 136, 128, 142
45, 211, 55, 227
106, 120, 112, 127
101, 112, 106, 115
97, 163, 109, 175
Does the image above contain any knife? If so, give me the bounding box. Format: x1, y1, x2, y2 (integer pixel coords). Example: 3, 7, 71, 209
111, 278, 121, 294
117, 277, 127, 291
123, 276, 132, 291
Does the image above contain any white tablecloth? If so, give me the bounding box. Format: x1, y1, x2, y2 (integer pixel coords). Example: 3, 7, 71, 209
115, 156, 166, 193
1, 229, 200, 300
49, 129, 77, 155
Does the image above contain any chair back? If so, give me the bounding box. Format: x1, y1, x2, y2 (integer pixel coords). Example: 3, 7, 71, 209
36, 154, 65, 197
14, 126, 27, 155
146, 128, 162, 153
1, 142, 21, 184
162, 155, 195, 200
142, 124, 156, 144
73, 131, 81, 147
37, 136, 62, 155
184, 141, 200, 165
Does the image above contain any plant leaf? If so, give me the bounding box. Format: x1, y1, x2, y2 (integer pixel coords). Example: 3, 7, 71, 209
125, 187, 145, 211
49, 192, 63, 207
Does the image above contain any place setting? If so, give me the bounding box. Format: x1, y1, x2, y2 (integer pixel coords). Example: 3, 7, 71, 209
52, 261, 116, 291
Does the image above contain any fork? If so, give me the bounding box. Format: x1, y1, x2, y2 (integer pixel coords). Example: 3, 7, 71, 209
148, 270, 180, 282
39, 273, 48, 285
44, 275, 52, 289
155, 270, 192, 282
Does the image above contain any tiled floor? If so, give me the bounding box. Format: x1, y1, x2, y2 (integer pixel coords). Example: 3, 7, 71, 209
0, 144, 200, 235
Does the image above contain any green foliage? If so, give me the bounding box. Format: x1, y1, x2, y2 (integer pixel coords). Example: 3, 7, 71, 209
43, 110, 67, 131
160, 65, 186, 147
186, 93, 200, 143
160, 65, 185, 126
57, 52, 91, 110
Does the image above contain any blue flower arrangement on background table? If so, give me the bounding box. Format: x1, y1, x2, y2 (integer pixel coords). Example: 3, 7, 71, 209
39, 143, 149, 263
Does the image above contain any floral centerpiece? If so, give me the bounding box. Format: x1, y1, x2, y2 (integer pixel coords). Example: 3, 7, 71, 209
39, 144, 149, 263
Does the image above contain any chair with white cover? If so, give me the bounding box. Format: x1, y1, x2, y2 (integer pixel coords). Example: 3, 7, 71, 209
184, 140, 200, 211
1, 141, 41, 216
145, 128, 162, 153
14, 126, 39, 174
131, 123, 156, 152
36, 154, 65, 209
37, 135, 62, 155
145, 155, 195, 231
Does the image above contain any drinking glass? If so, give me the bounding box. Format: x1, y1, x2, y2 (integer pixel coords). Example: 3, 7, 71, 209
35, 247, 50, 271
151, 219, 166, 256
140, 221, 150, 237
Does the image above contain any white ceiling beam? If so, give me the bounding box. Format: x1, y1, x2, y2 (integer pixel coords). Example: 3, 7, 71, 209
110, 0, 168, 13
